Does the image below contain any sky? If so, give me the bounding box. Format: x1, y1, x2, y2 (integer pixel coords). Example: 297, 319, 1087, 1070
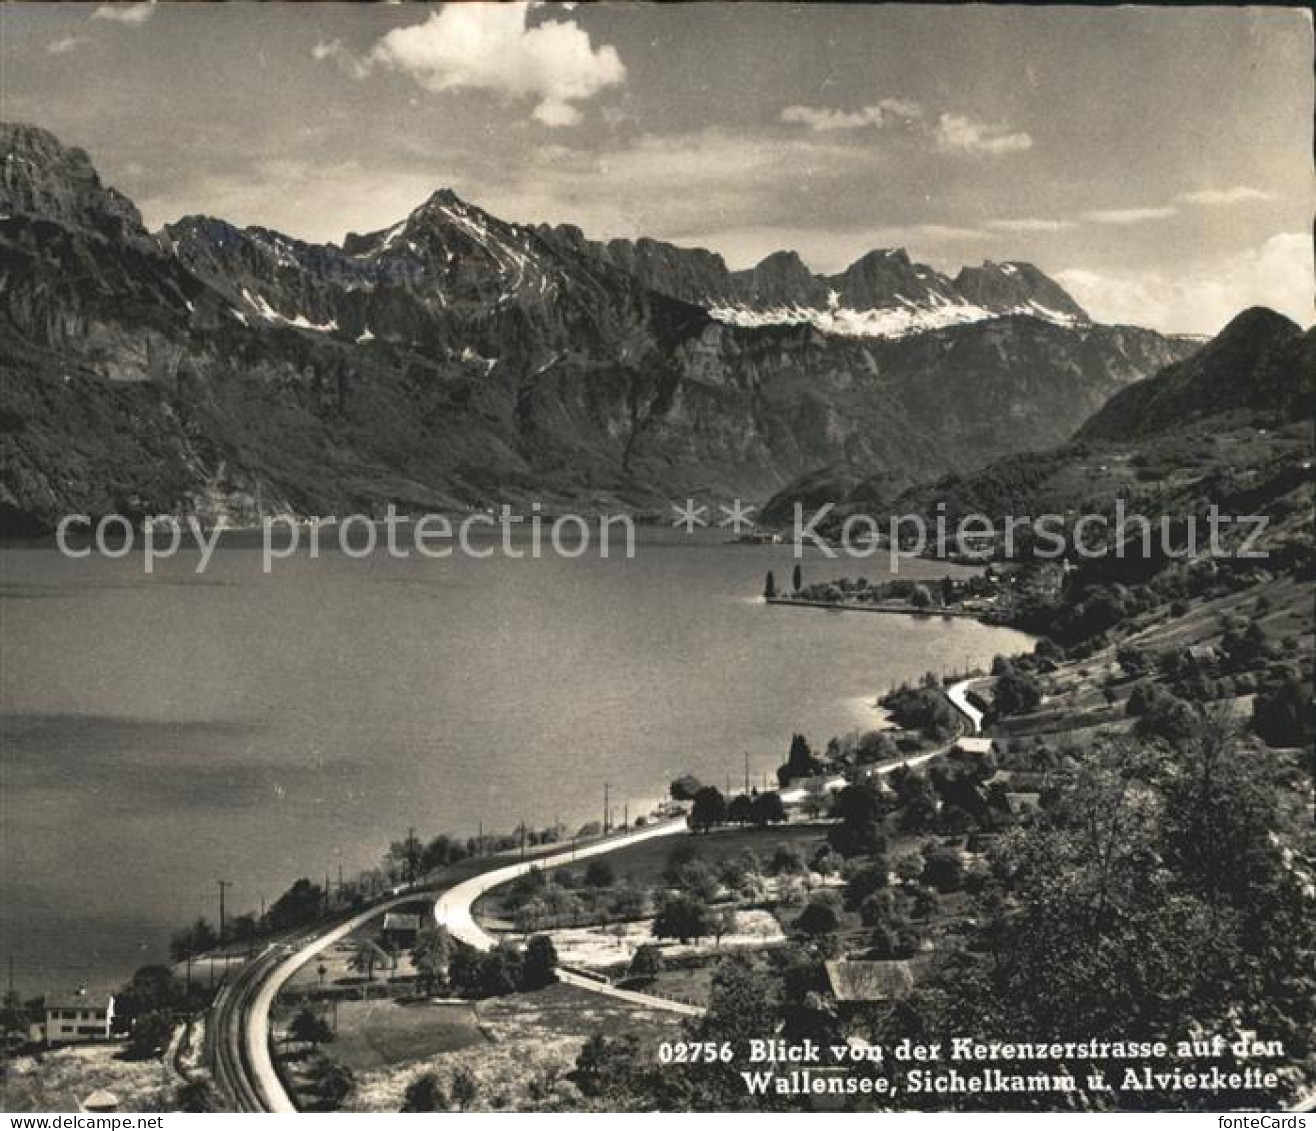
2, 1, 1312, 334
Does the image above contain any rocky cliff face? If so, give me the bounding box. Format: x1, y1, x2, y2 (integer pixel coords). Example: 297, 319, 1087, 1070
537, 226, 1092, 336
0, 120, 1200, 533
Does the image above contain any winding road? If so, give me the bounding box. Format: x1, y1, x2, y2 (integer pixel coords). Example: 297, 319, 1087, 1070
209, 678, 987, 1111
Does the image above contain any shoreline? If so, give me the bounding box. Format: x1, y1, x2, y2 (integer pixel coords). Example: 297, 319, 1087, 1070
765, 596, 984, 620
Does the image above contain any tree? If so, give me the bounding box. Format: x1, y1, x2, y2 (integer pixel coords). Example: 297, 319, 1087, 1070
689, 786, 728, 833
858, 889, 895, 927
1136, 690, 1199, 745
572, 1033, 641, 1100
584, 859, 616, 888
169, 918, 217, 962
411, 926, 453, 995
711, 908, 738, 946
770, 843, 806, 874
348, 940, 381, 983
921, 844, 965, 893
386, 830, 425, 884
451, 1066, 479, 1111
827, 781, 887, 857
318, 1060, 355, 1108
523, 934, 558, 990
793, 563, 803, 592
628, 944, 664, 981
230, 914, 258, 950
176, 1079, 218, 1112
610, 881, 648, 919
909, 583, 934, 610
894, 853, 924, 886
994, 666, 1043, 717
267, 879, 325, 931
891, 768, 939, 833
669, 774, 703, 802
288, 1008, 333, 1051
749, 791, 787, 826
401, 1072, 446, 1112
0, 990, 30, 1042
652, 893, 713, 943
700, 955, 780, 1045
458, 944, 521, 998
777, 733, 823, 787
118, 965, 183, 1021
794, 897, 841, 939
764, 570, 777, 599
727, 793, 754, 825
676, 857, 721, 902
514, 897, 549, 934
126, 1010, 174, 1060
1253, 674, 1312, 746
421, 833, 468, 874
844, 859, 890, 909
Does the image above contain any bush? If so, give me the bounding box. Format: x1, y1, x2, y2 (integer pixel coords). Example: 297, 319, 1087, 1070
401, 1073, 446, 1112
652, 893, 713, 943
794, 897, 841, 939
628, 944, 664, 980
522, 935, 558, 990
921, 845, 965, 893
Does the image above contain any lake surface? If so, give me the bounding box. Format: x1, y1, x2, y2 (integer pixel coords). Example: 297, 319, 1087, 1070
0, 528, 1032, 994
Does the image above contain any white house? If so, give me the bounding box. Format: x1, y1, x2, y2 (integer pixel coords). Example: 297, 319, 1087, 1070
44, 988, 115, 1044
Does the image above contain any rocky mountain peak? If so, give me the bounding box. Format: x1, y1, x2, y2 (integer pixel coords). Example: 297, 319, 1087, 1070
0, 120, 146, 242
954, 259, 1087, 321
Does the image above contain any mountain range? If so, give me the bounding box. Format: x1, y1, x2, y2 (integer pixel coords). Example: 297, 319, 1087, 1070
0, 121, 1203, 532
776, 304, 1314, 537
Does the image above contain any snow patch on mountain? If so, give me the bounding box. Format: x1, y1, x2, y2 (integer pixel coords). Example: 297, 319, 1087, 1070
709, 299, 1080, 339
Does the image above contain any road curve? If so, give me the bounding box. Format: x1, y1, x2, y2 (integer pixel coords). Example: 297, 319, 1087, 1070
433, 818, 705, 1017
224, 684, 984, 1110
946, 678, 985, 734
241, 893, 427, 1112
433, 818, 688, 951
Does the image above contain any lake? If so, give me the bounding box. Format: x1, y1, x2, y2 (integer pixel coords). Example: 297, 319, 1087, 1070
0, 527, 1032, 994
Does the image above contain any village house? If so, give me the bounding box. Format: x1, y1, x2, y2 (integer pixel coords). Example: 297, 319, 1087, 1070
43, 988, 114, 1044
380, 912, 423, 948
824, 960, 915, 1009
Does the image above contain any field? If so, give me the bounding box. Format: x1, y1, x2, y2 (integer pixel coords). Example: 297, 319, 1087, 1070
329, 998, 486, 1073
0, 1044, 174, 1113
341, 982, 687, 1112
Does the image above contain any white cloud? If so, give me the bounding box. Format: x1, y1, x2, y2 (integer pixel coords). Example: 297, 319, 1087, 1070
934, 112, 1032, 156
90, 2, 155, 25
1178, 186, 1275, 206
1057, 233, 1313, 335
780, 99, 923, 132
46, 35, 82, 55
368, 2, 624, 127
987, 218, 1076, 233
1082, 206, 1179, 225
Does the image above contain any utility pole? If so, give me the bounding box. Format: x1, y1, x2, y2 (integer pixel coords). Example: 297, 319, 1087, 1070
744, 752, 750, 795
623, 803, 629, 830
216, 880, 232, 943
604, 783, 610, 834
477, 820, 483, 856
